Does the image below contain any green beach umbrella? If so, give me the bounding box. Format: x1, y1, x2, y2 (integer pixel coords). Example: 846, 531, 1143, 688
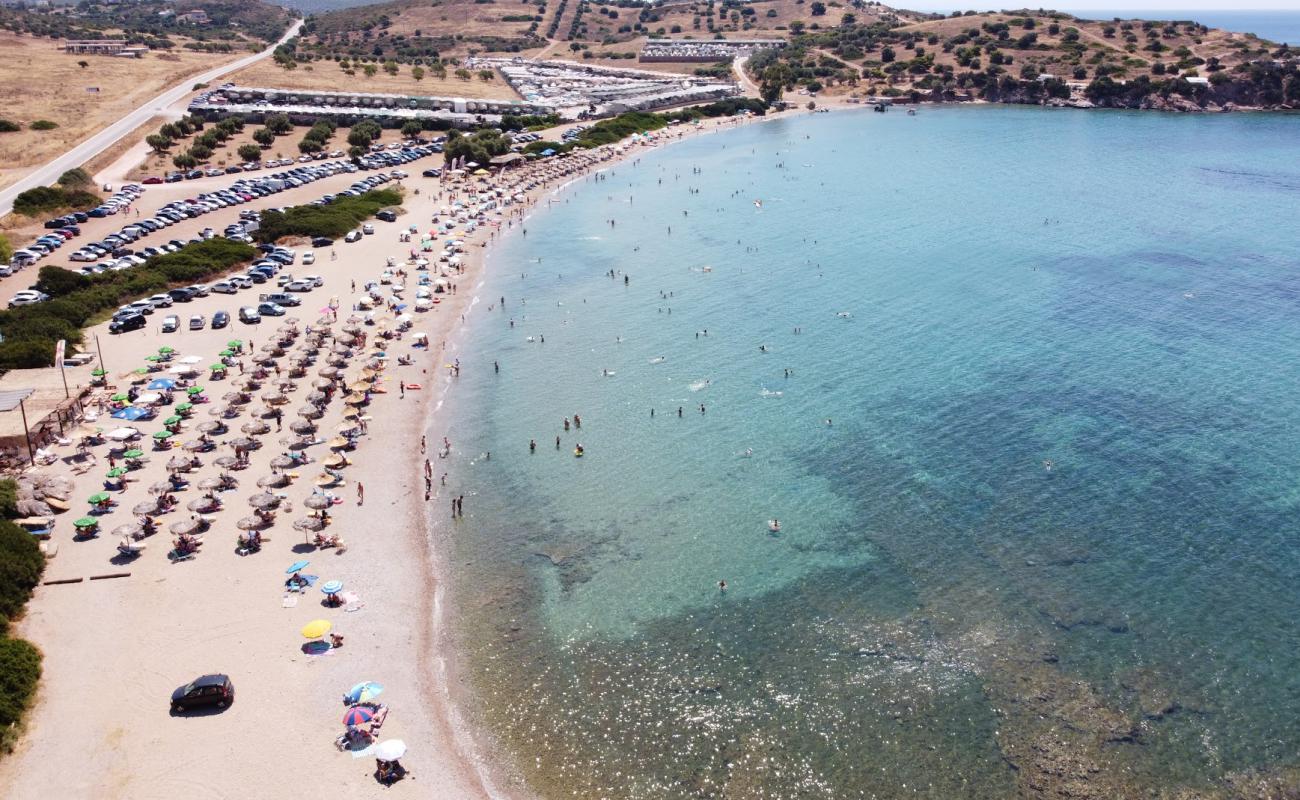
74, 517, 98, 528
87, 492, 110, 504
123, 449, 144, 458
211, 364, 227, 371
91, 368, 107, 377
111, 393, 130, 402
145, 355, 161, 363
163, 415, 183, 426
152, 430, 173, 440
132, 367, 149, 375
219, 350, 235, 357
105, 467, 127, 478
158, 346, 175, 355
227, 340, 242, 348
175, 403, 193, 412
186, 386, 204, 395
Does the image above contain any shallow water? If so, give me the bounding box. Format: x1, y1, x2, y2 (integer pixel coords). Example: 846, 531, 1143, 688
437, 106, 1300, 797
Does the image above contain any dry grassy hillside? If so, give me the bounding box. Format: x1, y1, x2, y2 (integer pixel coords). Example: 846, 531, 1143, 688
0, 31, 245, 192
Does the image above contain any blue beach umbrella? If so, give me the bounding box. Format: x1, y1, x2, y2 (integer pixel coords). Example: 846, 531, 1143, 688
286, 560, 310, 574
147, 378, 177, 390
342, 705, 376, 727
321, 580, 343, 595
111, 407, 150, 421
345, 682, 384, 704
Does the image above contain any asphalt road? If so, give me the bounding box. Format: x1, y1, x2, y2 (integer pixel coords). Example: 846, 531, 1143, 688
0, 20, 302, 218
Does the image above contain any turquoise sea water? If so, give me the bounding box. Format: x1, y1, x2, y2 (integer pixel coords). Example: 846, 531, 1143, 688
437, 106, 1300, 797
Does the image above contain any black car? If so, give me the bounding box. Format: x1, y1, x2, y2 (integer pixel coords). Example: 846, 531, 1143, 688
421, 169, 440, 178
171, 674, 234, 713
108, 313, 146, 334
212, 310, 230, 329
168, 288, 196, 303
311, 236, 334, 247
375, 210, 396, 222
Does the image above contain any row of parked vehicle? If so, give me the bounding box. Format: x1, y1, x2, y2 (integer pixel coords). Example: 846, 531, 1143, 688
3, 186, 147, 279
108, 244, 323, 333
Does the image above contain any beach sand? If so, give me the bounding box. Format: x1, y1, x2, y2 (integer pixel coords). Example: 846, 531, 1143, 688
0, 108, 795, 798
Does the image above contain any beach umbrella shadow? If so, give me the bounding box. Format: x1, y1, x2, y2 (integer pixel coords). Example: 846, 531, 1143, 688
302, 640, 333, 656
291, 542, 318, 554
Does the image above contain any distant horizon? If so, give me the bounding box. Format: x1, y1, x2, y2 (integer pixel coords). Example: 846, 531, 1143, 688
898, 2, 1300, 11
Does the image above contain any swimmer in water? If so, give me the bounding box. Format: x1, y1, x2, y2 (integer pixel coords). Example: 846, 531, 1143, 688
1043, 459, 1054, 471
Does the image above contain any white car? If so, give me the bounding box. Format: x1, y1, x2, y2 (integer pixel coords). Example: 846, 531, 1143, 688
301, 252, 315, 265
303, 275, 323, 287
148, 293, 173, 308
8, 290, 49, 308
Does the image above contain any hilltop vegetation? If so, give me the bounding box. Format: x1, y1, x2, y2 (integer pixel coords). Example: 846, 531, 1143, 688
0, 0, 294, 51
748, 9, 1298, 110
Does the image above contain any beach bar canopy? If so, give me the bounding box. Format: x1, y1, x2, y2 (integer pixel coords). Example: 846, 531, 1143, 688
0, 388, 37, 464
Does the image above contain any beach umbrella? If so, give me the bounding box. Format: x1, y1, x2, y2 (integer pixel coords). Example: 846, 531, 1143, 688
131, 367, 149, 376
321, 579, 343, 596
91, 368, 107, 377
112, 407, 150, 421
123, 449, 144, 458
210, 364, 227, 373
197, 421, 224, 434
242, 420, 270, 435
297, 405, 322, 419
236, 516, 267, 531
187, 497, 219, 513
214, 455, 238, 468
182, 438, 209, 452
223, 391, 248, 404
197, 477, 226, 490
235, 377, 259, 390
169, 518, 202, 536
207, 405, 230, 417
186, 386, 205, 396
175, 402, 194, 413
179, 355, 203, 365
219, 350, 235, 358
112, 522, 142, 538
289, 420, 316, 434
293, 516, 325, 532
105, 467, 127, 478
169, 365, 199, 376
303, 494, 331, 510
318, 367, 340, 378
327, 355, 347, 367
286, 560, 309, 574
312, 379, 333, 390
230, 437, 257, 451
132, 500, 159, 516
249, 493, 279, 510
328, 437, 351, 450
152, 430, 173, 440
257, 473, 289, 489
322, 454, 348, 468
301, 619, 331, 640
345, 682, 384, 705
227, 340, 243, 350
148, 481, 174, 495
157, 347, 175, 356
163, 415, 183, 426
148, 378, 176, 390
306, 391, 327, 404
167, 455, 194, 470
270, 455, 297, 470
346, 381, 370, 392
275, 378, 297, 390
74, 517, 98, 529
87, 492, 111, 505
341, 705, 374, 727
344, 393, 366, 406
262, 391, 288, 404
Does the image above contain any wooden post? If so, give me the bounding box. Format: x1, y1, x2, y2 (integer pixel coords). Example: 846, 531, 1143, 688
18, 397, 34, 466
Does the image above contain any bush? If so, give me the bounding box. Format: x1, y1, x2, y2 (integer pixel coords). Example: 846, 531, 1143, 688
0, 480, 16, 519
29, 120, 58, 131
255, 189, 403, 243
0, 119, 19, 133
0, 521, 43, 622
56, 168, 91, 189
11, 186, 102, 217
0, 637, 42, 750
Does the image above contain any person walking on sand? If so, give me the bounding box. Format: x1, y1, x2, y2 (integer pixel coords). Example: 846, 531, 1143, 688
357, 483, 365, 506
421, 436, 427, 454
451, 497, 457, 518
457, 495, 464, 516
399, 381, 405, 398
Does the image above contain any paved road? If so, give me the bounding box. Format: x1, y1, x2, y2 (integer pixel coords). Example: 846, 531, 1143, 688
0, 20, 302, 218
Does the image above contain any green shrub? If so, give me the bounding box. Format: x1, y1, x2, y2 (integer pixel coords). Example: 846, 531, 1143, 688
56, 168, 91, 189
11, 186, 102, 217
0, 119, 19, 133
255, 189, 403, 243
0, 521, 44, 621
0, 480, 16, 519
29, 120, 58, 131
0, 637, 42, 751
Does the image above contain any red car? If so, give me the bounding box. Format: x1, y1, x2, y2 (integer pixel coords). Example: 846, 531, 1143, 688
141, 176, 163, 185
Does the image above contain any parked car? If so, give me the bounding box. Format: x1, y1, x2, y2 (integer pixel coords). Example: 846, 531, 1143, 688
161, 315, 180, 333
109, 313, 147, 333
238, 307, 261, 324
344, 230, 362, 243
362, 223, 374, 235
170, 674, 234, 713
301, 251, 315, 265
211, 281, 237, 294
8, 290, 49, 308
212, 310, 230, 329
257, 302, 286, 317
311, 237, 334, 248
189, 315, 206, 330
375, 210, 397, 222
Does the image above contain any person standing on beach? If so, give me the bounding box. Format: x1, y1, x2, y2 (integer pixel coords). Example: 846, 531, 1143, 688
451, 497, 457, 518
457, 495, 464, 516
357, 483, 364, 506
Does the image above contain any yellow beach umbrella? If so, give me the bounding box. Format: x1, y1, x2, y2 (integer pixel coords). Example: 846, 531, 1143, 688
301, 619, 332, 639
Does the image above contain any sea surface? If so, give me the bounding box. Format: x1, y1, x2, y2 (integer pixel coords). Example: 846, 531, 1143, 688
436, 105, 1300, 798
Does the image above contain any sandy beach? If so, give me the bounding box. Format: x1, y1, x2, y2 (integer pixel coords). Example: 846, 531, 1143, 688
0, 108, 788, 799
